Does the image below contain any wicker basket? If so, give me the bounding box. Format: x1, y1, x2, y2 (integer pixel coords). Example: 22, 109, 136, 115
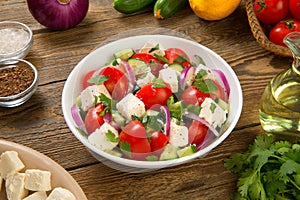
245, 0, 292, 57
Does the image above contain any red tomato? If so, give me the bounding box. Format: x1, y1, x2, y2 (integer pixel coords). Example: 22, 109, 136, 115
119, 120, 151, 160
211, 80, 229, 102
253, 0, 289, 24
150, 131, 169, 154
100, 66, 129, 100
84, 103, 105, 135
83, 70, 96, 89
132, 53, 159, 64
164, 48, 191, 68
181, 85, 211, 106
188, 120, 208, 146
135, 83, 172, 110
269, 18, 300, 46
289, 0, 300, 21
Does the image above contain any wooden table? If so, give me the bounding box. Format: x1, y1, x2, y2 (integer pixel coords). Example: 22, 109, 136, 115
0, 1, 293, 199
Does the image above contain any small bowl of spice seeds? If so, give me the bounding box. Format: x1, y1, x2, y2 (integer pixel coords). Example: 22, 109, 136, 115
0, 59, 38, 107
0, 21, 33, 62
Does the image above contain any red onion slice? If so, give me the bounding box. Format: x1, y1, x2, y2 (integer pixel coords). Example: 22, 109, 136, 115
184, 112, 220, 137
212, 69, 230, 97
160, 105, 171, 136
180, 66, 196, 90
71, 104, 87, 133
119, 60, 136, 85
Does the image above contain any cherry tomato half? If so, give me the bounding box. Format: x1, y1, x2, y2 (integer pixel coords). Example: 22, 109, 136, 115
180, 85, 211, 106
269, 18, 300, 46
83, 69, 96, 89
164, 48, 191, 68
289, 0, 300, 21
132, 53, 160, 64
84, 103, 105, 135
135, 83, 172, 110
119, 120, 151, 160
100, 66, 129, 100
254, 0, 289, 25
188, 120, 208, 146
150, 131, 169, 154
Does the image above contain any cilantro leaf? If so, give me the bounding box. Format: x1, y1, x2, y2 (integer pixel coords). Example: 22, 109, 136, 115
88, 75, 109, 85
105, 130, 119, 143
119, 141, 131, 158
194, 55, 206, 66
152, 78, 166, 88
149, 44, 160, 53
174, 55, 188, 63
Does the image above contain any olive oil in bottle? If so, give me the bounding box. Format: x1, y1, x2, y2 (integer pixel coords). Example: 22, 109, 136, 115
259, 32, 300, 139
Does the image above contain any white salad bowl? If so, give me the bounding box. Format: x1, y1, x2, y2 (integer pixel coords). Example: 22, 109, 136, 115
62, 35, 243, 172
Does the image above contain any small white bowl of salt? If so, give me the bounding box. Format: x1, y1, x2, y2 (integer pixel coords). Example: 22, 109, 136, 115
0, 21, 33, 62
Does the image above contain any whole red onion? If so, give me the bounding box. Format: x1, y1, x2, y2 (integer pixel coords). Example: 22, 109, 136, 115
27, 0, 89, 30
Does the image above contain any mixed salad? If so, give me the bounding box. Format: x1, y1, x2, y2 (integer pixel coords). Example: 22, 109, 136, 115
71, 40, 230, 161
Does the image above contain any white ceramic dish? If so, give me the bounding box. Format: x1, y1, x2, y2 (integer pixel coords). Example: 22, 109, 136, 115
62, 35, 243, 172
0, 140, 87, 200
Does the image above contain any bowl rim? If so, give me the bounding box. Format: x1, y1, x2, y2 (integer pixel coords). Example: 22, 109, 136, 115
0, 20, 33, 57
62, 34, 243, 169
0, 58, 38, 100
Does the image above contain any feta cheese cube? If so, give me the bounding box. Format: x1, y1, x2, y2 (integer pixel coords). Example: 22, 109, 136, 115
24, 169, 51, 192
6, 173, 28, 200
136, 72, 155, 88
0, 151, 25, 180
23, 191, 47, 200
199, 98, 227, 129
159, 68, 178, 93
168, 121, 189, 148
139, 40, 165, 56
88, 122, 119, 151
47, 187, 76, 200
80, 85, 111, 112
116, 93, 146, 120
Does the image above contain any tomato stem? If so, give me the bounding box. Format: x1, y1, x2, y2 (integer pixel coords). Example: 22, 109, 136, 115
285, 21, 295, 30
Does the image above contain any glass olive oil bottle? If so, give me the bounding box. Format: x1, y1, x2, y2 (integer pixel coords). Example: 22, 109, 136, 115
260, 32, 300, 139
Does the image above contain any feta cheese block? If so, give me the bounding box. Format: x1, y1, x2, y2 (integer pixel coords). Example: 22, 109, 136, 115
139, 40, 165, 56
6, 173, 28, 200
159, 68, 178, 93
88, 122, 119, 151
47, 187, 76, 200
136, 72, 155, 88
0, 151, 25, 180
199, 98, 227, 129
116, 93, 146, 120
24, 169, 51, 191
168, 121, 189, 148
23, 191, 47, 200
80, 84, 111, 112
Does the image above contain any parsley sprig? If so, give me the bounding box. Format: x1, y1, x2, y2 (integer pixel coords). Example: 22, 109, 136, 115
224, 134, 300, 199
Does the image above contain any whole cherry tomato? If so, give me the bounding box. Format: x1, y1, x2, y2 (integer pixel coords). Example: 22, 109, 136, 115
269, 18, 300, 46
99, 66, 129, 100
253, 0, 289, 24
188, 120, 208, 146
289, 0, 300, 21
164, 48, 191, 68
119, 120, 151, 160
84, 103, 105, 135
135, 82, 172, 110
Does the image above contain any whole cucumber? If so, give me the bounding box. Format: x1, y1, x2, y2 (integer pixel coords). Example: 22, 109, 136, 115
154, 0, 188, 19
113, 0, 155, 14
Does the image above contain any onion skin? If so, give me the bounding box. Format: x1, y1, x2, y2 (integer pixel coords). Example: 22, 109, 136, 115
26, 0, 89, 30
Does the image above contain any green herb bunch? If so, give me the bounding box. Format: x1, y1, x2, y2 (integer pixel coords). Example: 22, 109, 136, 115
224, 134, 300, 200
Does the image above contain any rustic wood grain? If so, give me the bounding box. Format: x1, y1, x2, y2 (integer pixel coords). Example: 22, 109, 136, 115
0, 1, 294, 199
